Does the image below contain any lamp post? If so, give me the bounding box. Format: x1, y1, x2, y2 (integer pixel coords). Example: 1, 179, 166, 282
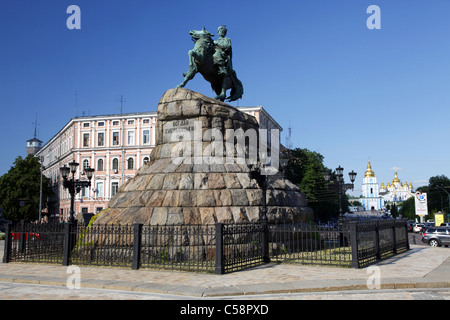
249, 162, 268, 222
435, 185, 450, 214
60, 161, 95, 222
249, 161, 273, 263
323, 166, 357, 221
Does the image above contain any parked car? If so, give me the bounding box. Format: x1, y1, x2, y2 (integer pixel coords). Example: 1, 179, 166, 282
406, 221, 414, 232
413, 223, 424, 233
422, 223, 435, 232
11, 232, 39, 241
440, 223, 450, 227
422, 227, 450, 247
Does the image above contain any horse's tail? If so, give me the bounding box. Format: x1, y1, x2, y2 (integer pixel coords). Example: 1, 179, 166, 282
228, 72, 244, 102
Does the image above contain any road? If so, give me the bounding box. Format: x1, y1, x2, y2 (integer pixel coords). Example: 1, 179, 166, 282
409, 232, 426, 246
0, 234, 448, 302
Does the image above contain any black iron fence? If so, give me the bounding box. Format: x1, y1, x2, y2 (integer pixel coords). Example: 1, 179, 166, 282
3, 218, 410, 273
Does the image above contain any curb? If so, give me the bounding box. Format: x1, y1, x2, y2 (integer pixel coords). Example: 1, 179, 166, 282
0, 275, 449, 298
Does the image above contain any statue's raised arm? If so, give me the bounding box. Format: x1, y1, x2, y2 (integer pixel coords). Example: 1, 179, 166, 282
176, 26, 243, 102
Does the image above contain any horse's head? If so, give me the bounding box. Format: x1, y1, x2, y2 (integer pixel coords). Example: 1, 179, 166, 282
189, 27, 214, 42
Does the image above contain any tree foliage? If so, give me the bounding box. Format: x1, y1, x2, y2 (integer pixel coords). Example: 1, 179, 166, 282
399, 175, 450, 220
284, 148, 350, 221
0, 155, 53, 222
399, 197, 415, 220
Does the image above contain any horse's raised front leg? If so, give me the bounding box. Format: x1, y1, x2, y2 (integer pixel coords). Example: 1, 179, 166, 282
177, 50, 198, 88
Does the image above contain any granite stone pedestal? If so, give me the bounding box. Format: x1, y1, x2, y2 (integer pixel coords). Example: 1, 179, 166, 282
94, 88, 312, 225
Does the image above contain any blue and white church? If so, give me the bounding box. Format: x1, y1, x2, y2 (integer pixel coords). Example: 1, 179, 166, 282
361, 161, 384, 211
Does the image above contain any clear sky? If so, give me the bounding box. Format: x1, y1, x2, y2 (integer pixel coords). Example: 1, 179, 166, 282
1, 0, 449, 196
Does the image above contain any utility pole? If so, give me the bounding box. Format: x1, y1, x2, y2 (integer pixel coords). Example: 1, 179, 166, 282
437, 185, 450, 213
115, 94, 125, 114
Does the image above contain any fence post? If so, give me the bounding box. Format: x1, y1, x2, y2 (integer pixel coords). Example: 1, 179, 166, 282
349, 221, 359, 268
215, 223, 224, 274
392, 221, 397, 254
2, 223, 12, 263
405, 219, 410, 250
262, 221, 270, 263
18, 220, 26, 254
375, 220, 381, 261
132, 223, 143, 270
62, 222, 73, 266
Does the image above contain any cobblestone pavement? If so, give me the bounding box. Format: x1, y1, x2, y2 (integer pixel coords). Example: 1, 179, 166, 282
0, 281, 449, 300
0, 243, 449, 300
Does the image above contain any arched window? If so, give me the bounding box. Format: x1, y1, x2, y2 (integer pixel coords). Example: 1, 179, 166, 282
127, 157, 134, 170
143, 157, 149, 165
112, 158, 119, 171
83, 159, 90, 170
97, 159, 104, 171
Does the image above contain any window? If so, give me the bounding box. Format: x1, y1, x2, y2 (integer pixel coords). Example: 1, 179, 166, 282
111, 182, 119, 197
96, 207, 103, 214
83, 133, 90, 147
112, 121, 119, 126
81, 185, 89, 198
112, 158, 119, 171
128, 120, 134, 125
113, 132, 120, 145
143, 130, 150, 144
83, 159, 90, 170
98, 121, 104, 127
97, 159, 104, 171
81, 207, 89, 213
143, 157, 149, 165
83, 123, 90, 128
143, 119, 150, 124
98, 132, 104, 146
127, 157, 134, 170
127, 131, 135, 145
96, 181, 104, 198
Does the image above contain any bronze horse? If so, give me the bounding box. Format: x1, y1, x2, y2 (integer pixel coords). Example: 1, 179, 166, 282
176, 27, 243, 102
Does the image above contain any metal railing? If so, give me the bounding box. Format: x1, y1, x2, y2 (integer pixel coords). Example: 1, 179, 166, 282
269, 222, 353, 267
3, 218, 410, 273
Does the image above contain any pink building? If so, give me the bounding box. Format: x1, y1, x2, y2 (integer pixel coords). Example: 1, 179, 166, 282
36, 107, 281, 221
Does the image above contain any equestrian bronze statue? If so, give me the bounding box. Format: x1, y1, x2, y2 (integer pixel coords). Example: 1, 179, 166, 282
176, 26, 244, 102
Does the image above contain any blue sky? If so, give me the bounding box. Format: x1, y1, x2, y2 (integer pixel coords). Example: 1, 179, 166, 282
1, 0, 449, 196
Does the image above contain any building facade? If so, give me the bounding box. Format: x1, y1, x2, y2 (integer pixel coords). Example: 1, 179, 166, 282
379, 171, 414, 203
36, 106, 282, 221
359, 161, 415, 212
361, 161, 384, 211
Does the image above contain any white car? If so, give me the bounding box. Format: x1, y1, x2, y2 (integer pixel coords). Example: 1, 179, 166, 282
413, 223, 424, 233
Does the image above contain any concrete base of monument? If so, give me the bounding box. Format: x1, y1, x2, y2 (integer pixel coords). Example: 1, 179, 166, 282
94, 88, 313, 225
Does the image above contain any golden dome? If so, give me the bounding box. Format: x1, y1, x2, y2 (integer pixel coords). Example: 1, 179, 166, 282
364, 161, 375, 177
409, 182, 413, 189
380, 182, 385, 188
392, 171, 400, 184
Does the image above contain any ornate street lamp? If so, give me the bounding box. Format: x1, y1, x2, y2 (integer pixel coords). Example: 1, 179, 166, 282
323, 165, 357, 219
323, 166, 357, 246
249, 162, 268, 222
60, 161, 95, 222
249, 161, 271, 263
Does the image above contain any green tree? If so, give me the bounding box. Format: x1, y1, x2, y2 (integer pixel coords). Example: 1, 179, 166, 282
399, 175, 450, 221
427, 175, 450, 213
390, 203, 398, 218
399, 197, 415, 220
0, 155, 53, 222
285, 148, 348, 221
